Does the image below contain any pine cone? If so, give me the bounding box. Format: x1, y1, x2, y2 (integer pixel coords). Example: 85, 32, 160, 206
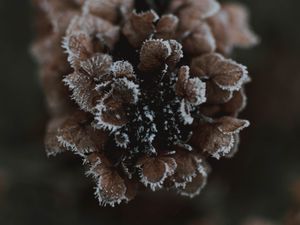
32, 0, 257, 206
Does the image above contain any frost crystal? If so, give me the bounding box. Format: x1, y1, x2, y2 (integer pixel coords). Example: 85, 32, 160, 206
32, 0, 258, 207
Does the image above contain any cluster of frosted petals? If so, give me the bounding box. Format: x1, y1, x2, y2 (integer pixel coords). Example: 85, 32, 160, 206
32, 0, 257, 206
168, 0, 259, 55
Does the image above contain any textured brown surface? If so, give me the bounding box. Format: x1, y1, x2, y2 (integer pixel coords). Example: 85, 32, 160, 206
31, 0, 256, 207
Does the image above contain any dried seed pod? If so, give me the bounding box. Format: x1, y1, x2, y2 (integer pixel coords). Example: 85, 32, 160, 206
83, 0, 134, 23
170, 150, 208, 188
138, 39, 172, 72
170, 0, 220, 30
155, 14, 179, 40
63, 71, 100, 112
191, 116, 249, 159
177, 170, 208, 198
32, 0, 257, 206
208, 3, 259, 54
57, 112, 109, 156
137, 156, 177, 191
45, 116, 68, 156
111, 61, 136, 80
95, 77, 140, 130
191, 53, 248, 104
176, 66, 206, 106
182, 22, 216, 56
123, 10, 159, 48
191, 53, 248, 91
86, 153, 136, 206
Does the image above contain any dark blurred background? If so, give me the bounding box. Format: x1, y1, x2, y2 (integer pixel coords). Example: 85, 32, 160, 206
0, 0, 299, 225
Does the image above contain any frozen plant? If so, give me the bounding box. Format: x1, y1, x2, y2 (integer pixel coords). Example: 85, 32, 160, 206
32, 0, 258, 206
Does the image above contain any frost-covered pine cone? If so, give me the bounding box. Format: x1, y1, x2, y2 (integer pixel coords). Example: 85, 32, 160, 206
32, 0, 258, 206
